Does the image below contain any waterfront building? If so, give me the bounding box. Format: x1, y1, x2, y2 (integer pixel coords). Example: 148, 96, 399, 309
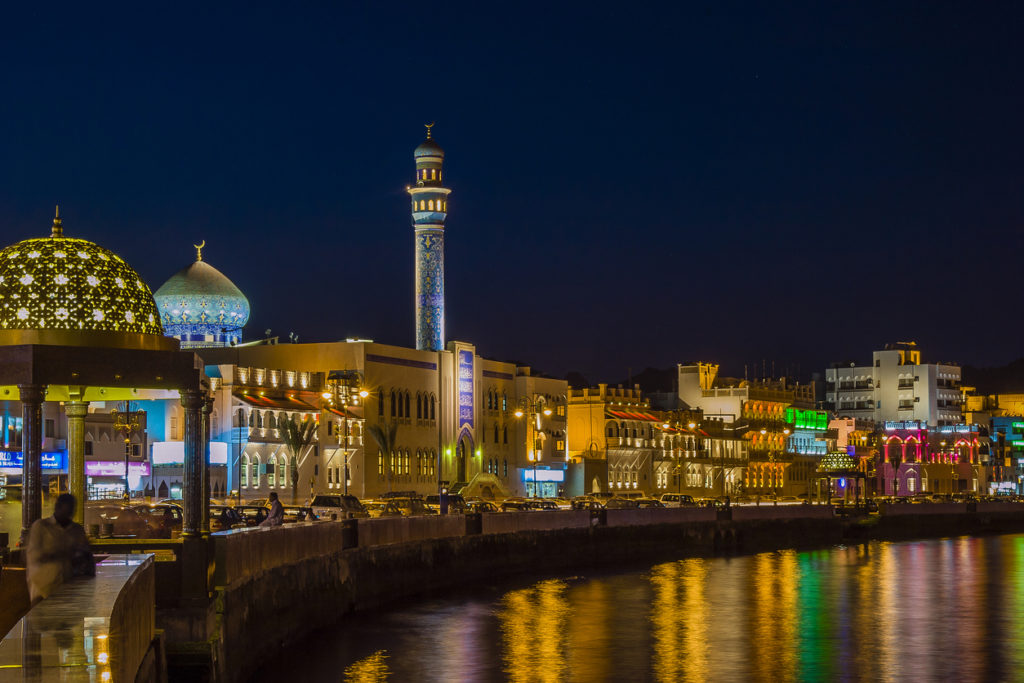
179, 341, 567, 501
566, 383, 741, 498
153, 242, 250, 349
677, 362, 817, 498
876, 420, 985, 496
825, 342, 963, 426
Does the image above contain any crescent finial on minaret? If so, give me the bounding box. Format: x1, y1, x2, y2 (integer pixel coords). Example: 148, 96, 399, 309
425, 121, 435, 139
194, 239, 206, 262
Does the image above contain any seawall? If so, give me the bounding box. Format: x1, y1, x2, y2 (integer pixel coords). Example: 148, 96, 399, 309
191, 504, 1024, 683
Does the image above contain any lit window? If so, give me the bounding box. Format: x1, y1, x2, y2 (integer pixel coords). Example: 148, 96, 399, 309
431, 169, 436, 179
428, 200, 434, 211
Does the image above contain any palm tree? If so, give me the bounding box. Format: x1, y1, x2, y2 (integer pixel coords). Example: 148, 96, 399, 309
281, 415, 317, 504
366, 420, 398, 493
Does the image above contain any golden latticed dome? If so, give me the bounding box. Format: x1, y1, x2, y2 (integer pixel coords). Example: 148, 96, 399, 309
0, 209, 173, 350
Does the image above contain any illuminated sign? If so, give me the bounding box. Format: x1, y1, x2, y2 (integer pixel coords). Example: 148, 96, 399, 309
785, 408, 828, 431
885, 420, 926, 431
458, 350, 474, 431
152, 441, 228, 466
938, 425, 975, 434
522, 469, 565, 482
84, 461, 151, 477
0, 450, 67, 470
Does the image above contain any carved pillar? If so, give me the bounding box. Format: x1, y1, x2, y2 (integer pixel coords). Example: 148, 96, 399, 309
65, 400, 90, 525
19, 384, 46, 543
201, 395, 214, 535
181, 390, 204, 537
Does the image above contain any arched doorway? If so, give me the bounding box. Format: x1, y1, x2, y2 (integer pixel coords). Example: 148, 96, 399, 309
456, 434, 472, 483
157, 480, 169, 499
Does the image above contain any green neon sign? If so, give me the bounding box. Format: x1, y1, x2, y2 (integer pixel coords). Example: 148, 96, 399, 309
786, 407, 828, 431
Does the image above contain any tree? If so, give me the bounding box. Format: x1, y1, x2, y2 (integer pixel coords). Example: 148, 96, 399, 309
281, 415, 318, 504
366, 420, 399, 493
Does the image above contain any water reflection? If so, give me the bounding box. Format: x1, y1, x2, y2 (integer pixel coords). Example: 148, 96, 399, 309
498, 579, 569, 683
344, 650, 390, 683
254, 534, 1024, 683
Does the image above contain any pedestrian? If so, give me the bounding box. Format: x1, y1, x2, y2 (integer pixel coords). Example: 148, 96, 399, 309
25, 493, 94, 604
259, 491, 284, 527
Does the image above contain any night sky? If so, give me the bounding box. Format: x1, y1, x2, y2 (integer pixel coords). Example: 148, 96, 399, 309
1, 3, 1021, 383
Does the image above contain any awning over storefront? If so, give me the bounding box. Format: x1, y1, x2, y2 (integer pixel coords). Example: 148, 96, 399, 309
606, 409, 661, 422
234, 392, 319, 411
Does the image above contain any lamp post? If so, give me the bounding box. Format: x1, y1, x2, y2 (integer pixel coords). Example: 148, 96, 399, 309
110, 401, 143, 501
323, 372, 368, 497
514, 397, 552, 498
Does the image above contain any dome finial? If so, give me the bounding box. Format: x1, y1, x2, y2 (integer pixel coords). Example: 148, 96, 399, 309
425, 121, 434, 139
51, 205, 63, 238
194, 239, 205, 262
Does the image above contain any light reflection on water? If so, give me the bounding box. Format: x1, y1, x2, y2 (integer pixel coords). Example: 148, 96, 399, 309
252, 535, 1024, 682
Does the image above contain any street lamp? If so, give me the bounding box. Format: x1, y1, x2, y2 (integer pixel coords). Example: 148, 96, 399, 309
324, 372, 368, 497
514, 397, 551, 498
110, 402, 144, 501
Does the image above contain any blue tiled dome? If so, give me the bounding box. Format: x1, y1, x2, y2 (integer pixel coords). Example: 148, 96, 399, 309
154, 254, 249, 348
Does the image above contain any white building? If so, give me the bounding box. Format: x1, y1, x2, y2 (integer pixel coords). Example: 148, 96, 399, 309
825, 342, 963, 427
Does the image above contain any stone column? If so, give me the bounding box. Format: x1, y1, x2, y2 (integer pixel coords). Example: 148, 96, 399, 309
181, 390, 204, 537
19, 384, 46, 543
201, 395, 214, 535
65, 400, 90, 525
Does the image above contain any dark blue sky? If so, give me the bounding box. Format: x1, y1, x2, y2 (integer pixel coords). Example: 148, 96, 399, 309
1, 2, 1021, 382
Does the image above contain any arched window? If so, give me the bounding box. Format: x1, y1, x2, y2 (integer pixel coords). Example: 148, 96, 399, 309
248, 411, 254, 428
416, 394, 422, 419
267, 455, 276, 487
503, 459, 508, 477
428, 199, 434, 211
404, 451, 411, 474
241, 454, 250, 488
378, 451, 384, 476
430, 395, 436, 421
494, 423, 499, 443
252, 455, 261, 488
378, 389, 384, 417
503, 426, 508, 444
279, 455, 289, 489
390, 390, 397, 417
405, 392, 411, 418
501, 393, 507, 411
488, 391, 494, 410
431, 168, 437, 180
390, 450, 397, 475
257, 411, 265, 429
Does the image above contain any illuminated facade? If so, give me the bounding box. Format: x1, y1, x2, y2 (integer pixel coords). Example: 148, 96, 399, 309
825, 342, 963, 426
153, 243, 250, 348
193, 340, 566, 500
408, 124, 450, 352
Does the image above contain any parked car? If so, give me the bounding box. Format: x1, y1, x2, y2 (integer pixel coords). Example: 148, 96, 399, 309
236, 504, 271, 526
282, 505, 318, 523
425, 494, 468, 514
543, 497, 573, 510
570, 496, 604, 511
131, 503, 183, 538
525, 499, 559, 511
604, 497, 639, 510
364, 500, 404, 518
85, 504, 155, 538
389, 497, 436, 516
660, 493, 697, 508
210, 505, 247, 531
635, 498, 665, 509
500, 499, 533, 512
618, 491, 647, 500
310, 494, 369, 520
246, 498, 268, 507
467, 501, 500, 513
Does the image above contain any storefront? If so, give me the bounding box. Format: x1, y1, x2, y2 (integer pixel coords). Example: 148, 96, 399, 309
522, 467, 564, 498
84, 460, 151, 500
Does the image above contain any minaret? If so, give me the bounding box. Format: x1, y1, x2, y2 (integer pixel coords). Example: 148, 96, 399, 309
409, 123, 451, 351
